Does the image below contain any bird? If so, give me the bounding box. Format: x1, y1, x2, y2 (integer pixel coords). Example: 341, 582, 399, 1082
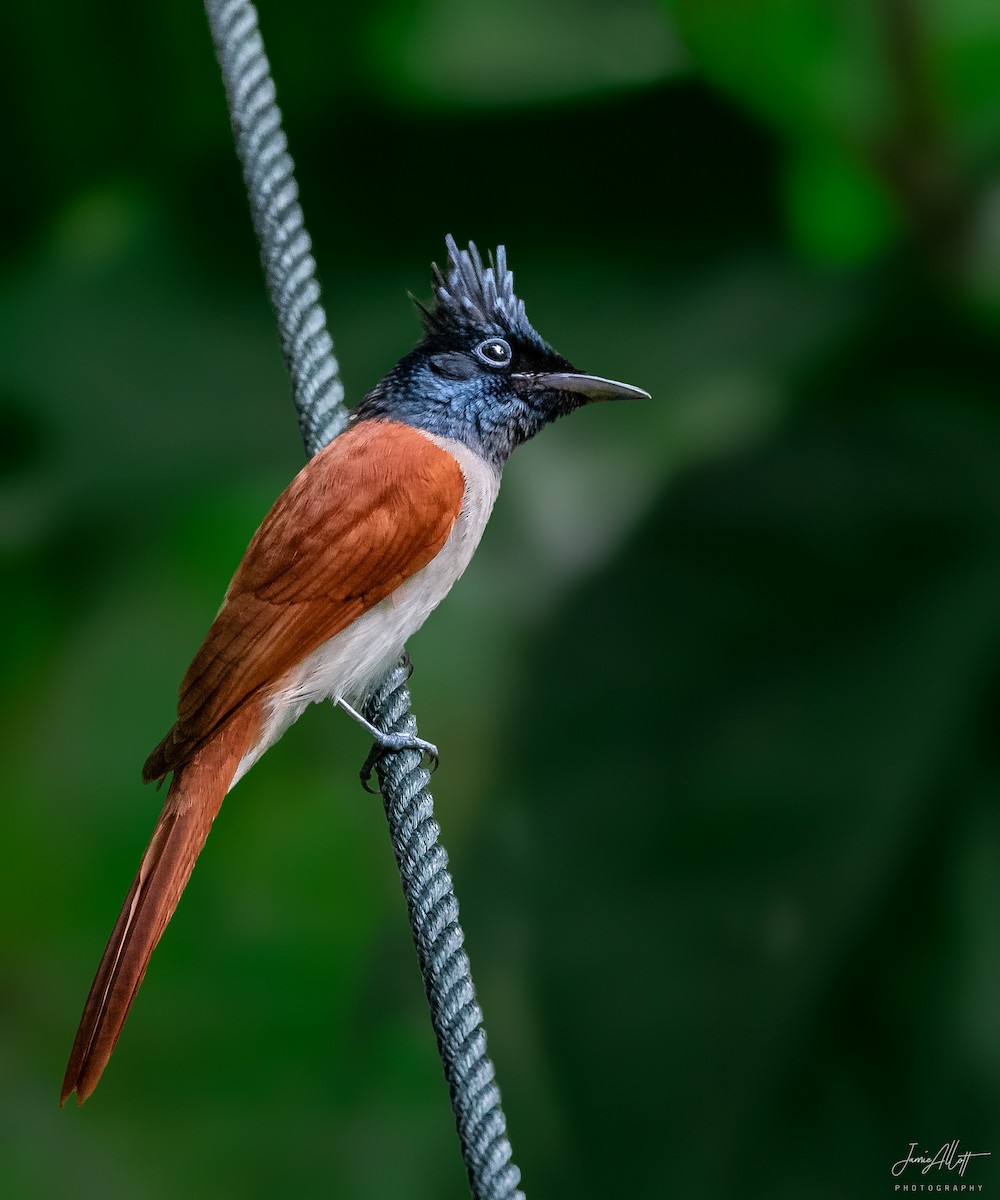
60, 235, 649, 1106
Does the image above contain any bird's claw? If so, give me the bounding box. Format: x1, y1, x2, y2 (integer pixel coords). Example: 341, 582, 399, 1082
360, 733, 440, 793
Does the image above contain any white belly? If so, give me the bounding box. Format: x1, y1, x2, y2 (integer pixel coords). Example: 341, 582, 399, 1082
230, 433, 499, 787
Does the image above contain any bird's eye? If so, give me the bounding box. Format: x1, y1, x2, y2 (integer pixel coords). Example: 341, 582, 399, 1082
474, 338, 512, 369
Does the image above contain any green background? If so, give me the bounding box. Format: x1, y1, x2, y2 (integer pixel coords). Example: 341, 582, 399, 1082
2, 1, 999, 1196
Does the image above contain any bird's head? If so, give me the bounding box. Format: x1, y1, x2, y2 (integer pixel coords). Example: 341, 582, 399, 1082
352, 236, 649, 467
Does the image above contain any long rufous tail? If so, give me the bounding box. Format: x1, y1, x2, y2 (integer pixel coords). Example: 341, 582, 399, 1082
60, 701, 259, 1106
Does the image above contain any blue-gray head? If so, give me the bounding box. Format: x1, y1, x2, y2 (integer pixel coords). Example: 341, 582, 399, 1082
353, 236, 649, 467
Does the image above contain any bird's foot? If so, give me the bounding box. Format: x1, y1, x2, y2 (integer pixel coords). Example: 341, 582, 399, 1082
335, 698, 438, 793
359, 733, 439, 793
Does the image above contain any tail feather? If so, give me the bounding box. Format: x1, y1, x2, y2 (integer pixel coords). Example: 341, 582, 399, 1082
61, 700, 260, 1106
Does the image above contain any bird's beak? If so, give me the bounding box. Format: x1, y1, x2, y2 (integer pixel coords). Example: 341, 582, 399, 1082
519, 372, 651, 403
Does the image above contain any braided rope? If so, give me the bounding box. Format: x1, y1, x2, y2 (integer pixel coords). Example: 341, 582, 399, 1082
205, 0, 346, 455
366, 666, 525, 1197
202, 4, 524, 1196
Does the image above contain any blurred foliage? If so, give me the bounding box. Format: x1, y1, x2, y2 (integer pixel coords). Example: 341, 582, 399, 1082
666, 0, 1000, 270
2, 1, 1000, 1198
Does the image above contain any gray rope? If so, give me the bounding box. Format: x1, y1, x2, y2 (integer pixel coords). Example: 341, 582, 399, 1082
202, 3, 524, 1197
205, 0, 346, 455
365, 665, 525, 1198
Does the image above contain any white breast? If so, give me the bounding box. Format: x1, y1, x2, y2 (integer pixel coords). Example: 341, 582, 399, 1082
231, 433, 500, 786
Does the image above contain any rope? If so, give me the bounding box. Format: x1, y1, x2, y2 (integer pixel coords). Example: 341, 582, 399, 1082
205, 0, 346, 456
202, 4, 524, 1197
366, 666, 525, 1198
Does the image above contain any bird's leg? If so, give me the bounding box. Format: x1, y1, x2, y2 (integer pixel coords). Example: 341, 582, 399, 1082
335, 698, 439, 792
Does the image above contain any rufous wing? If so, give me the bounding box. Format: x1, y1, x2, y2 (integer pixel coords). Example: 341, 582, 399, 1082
144, 420, 465, 782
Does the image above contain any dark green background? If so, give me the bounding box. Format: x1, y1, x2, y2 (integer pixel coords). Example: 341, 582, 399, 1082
2, 2, 999, 1197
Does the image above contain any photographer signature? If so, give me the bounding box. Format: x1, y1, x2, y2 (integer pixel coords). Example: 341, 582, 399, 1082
892, 1141, 991, 1178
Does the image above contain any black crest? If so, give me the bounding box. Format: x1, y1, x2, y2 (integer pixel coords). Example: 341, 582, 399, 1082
419, 235, 534, 340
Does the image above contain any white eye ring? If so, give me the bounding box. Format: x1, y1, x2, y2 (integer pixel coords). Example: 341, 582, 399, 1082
474, 338, 512, 368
